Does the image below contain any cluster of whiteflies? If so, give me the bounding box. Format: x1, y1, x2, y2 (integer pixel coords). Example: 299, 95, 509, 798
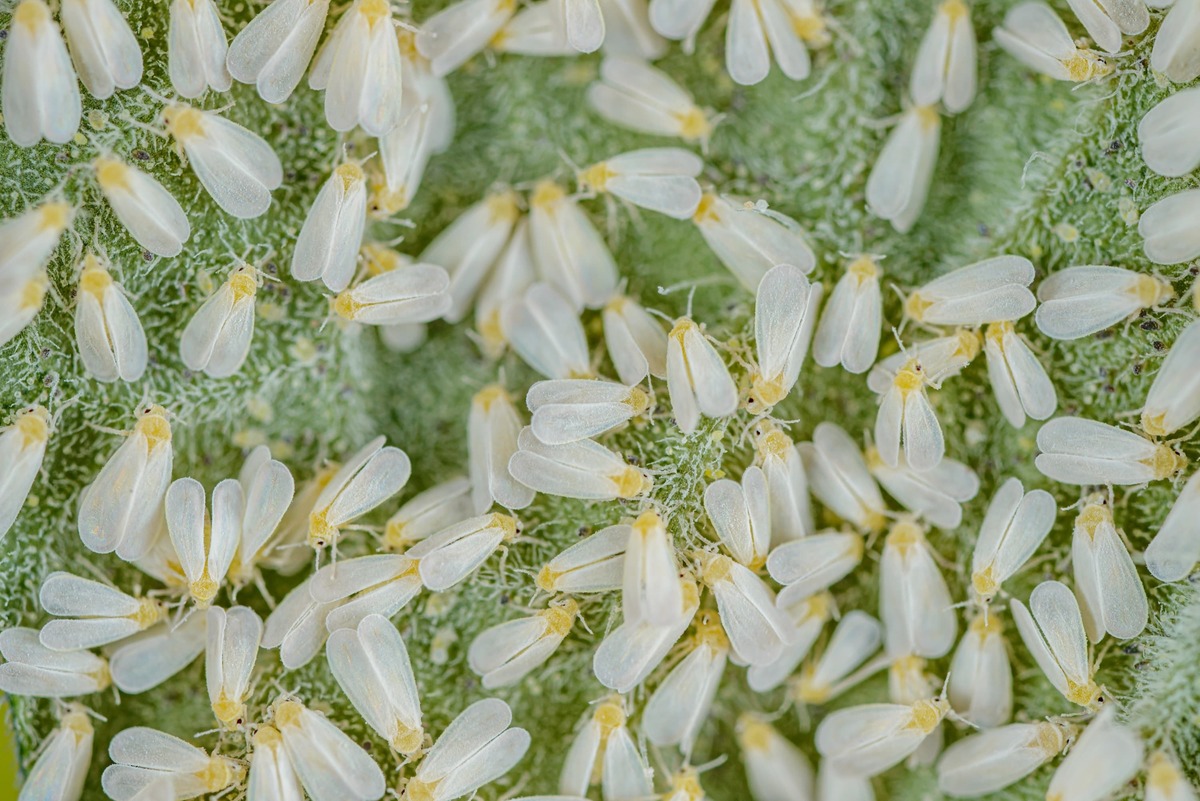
3, 1, 1200, 801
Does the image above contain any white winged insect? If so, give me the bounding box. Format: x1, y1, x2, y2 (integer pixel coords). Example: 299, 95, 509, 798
748, 591, 833, 693
866, 106, 941, 234
587, 55, 713, 144
621, 509, 683, 627
752, 420, 813, 542
983, 321, 1057, 427
705, 466, 771, 569
502, 283, 593, 379
262, 575, 341, 669
370, 29, 457, 216
815, 696, 952, 777
308, 0, 403, 136
867, 448, 978, 530
1035, 416, 1187, 485
749, 264, 819, 411
527, 378, 651, 445
1011, 580, 1106, 709
291, 161, 369, 292
77, 403, 173, 561
168, 0, 230, 98
798, 422, 887, 534
0, 200, 73, 284
101, 727, 244, 801
1035, 266, 1175, 340
469, 384, 535, 513
559, 696, 652, 800
768, 531, 864, 607
911, 0, 977, 114
535, 522, 629, 594
402, 698, 530, 801
562, 0, 605, 53
93, 156, 190, 257
206, 605, 262, 731
969, 477, 1056, 604
1141, 188, 1200, 264
595, 0, 669, 60
698, 550, 794, 666
417, 0, 519, 77
528, 180, 619, 310
0, 265, 48, 348
1139, 87, 1200, 177
647, 0, 718, 52
475, 219, 535, 357
1150, 0, 1200, 83
17, 703, 94, 801
880, 518, 957, 659
947, 615, 1012, 728
307, 436, 411, 551
1045, 706, 1144, 801
246, 724, 305, 801
602, 294, 668, 386
270, 696, 386, 801
874, 355, 945, 471
1, 0, 81, 147
812, 255, 884, 374
816, 759, 874, 801
0, 628, 110, 698
72, 253, 146, 383
867, 329, 982, 395
905, 256, 1036, 327
691, 193, 816, 290
260, 575, 340, 671
227, 0, 331, 103
490, 0, 574, 57
1145, 751, 1200, 801
162, 103, 283, 219
108, 612, 206, 694
1064, 0, 1148, 53
643, 610, 729, 754
936, 720, 1074, 798
509, 427, 651, 501
0, 404, 52, 541
577, 147, 703, 220
163, 476, 241, 608
226, 446, 296, 591
790, 609, 882, 705
1142, 317, 1200, 437
334, 263, 451, 326
309, 553, 422, 631
327, 613, 425, 754
667, 316, 738, 434
993, 1, 1113, 81
383, 476, 472, 552
1071, 496, 1149, 642
406, 512, 520, 591
468, 597, 579, 689
60, 0, 142, 100
38, 571, 166, 651
1145, 469, 1200, 582
421, 189, 521, 323
738, 716, 814, 801
593, 571, 699, 692
722, 0, 813, 85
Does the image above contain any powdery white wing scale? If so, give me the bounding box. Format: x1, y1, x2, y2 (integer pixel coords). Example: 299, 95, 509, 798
274, 699, 386, 801
61, 0, 142, 99
2, 1, 82, 147
227, 0, 331, 104
168, 105, 283, 219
